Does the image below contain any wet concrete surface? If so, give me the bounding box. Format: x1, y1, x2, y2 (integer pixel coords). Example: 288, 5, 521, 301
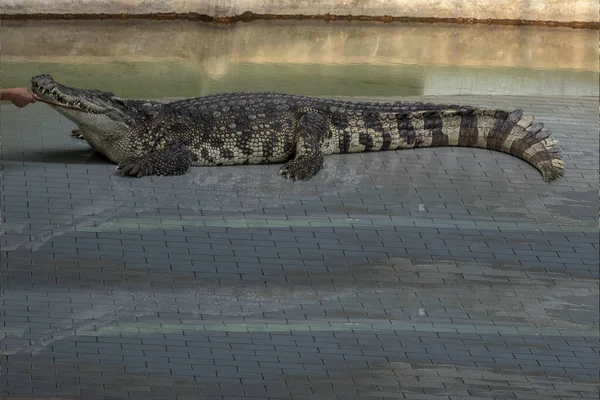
0, 93, 598, 399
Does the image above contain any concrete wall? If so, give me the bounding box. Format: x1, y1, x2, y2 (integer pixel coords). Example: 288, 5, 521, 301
2, 20, 595, 72
1, 0, 598, 23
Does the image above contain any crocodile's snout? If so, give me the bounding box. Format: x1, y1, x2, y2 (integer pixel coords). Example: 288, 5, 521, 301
31, 73, 55, 82
31, 73, 60, 90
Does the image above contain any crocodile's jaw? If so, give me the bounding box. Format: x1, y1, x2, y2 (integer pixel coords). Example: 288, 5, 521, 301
50, 104, 135, 162
31, 73, 131, 132
49, 101, 126, 135
31, 73, 135, 161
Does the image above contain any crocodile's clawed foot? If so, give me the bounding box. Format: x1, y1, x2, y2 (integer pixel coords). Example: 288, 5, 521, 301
71, 129, 85, 140
278, 155, 323, 181
116, 141, 192, 178
117, 157, 152, 178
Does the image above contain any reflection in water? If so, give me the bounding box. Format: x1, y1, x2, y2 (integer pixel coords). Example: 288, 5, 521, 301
0, 19, 597, 98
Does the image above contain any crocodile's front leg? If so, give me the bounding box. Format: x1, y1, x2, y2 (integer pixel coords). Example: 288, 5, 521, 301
279, 112, 328, 181
71, 129, 85, 139
117, 141, 193, 178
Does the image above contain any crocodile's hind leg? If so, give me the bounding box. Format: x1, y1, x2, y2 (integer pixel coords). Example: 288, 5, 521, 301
279, 112, 328, 181
117, 141, 193, 178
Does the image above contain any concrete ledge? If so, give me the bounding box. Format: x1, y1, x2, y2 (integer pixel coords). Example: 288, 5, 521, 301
1, 0, 599, 24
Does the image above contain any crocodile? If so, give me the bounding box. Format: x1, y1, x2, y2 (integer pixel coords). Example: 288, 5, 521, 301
30, 73, 564, 182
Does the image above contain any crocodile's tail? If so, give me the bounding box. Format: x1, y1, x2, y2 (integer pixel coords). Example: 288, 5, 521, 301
393, 107, 565, 182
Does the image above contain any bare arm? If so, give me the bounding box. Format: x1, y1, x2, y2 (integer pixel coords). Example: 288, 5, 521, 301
0, 88, 37, 108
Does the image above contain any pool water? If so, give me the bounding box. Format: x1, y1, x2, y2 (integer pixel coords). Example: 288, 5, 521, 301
1, 19, 598, 99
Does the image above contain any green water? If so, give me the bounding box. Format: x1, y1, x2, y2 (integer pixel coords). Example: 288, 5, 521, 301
2, 61, 597, 99
0, 20, 598, 99
1, 61, 424, 98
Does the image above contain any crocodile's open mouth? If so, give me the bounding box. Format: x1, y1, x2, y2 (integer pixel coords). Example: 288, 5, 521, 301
31, 74, 109, 113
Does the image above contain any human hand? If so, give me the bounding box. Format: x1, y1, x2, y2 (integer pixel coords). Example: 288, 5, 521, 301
1, 88, 37, 108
